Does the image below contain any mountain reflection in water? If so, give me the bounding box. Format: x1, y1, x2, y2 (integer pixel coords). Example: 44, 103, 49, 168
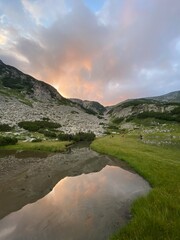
0, 165, 150, 240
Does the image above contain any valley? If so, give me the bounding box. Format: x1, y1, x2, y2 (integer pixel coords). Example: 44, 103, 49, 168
0, 60, 180, 240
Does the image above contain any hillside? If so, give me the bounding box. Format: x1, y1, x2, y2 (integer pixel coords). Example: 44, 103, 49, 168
106, 95, 180, 134
70, 98, 106, 115
0, 60, 68, 104
108, 88, 180, 117
0, 60, 107, 136
1, 59, 179, 139
148, 90, 180, 103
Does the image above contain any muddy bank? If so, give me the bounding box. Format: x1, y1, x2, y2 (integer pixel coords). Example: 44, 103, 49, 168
0, 145, 132, 220
0, 165, 150, 240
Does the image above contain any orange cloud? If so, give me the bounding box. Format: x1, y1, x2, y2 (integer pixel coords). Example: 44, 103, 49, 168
1, 0, 180, 105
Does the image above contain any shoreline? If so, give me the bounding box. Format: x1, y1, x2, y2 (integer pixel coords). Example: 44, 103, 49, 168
0, 146, 133, 220
91, 135, 180, 240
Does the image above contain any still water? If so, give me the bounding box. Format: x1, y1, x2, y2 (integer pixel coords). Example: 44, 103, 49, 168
0, 164, 150, 240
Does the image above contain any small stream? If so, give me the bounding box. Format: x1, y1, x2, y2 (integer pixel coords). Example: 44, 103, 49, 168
0, 144, 150, 240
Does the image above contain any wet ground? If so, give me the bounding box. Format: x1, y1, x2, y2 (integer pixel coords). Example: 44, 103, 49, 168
0, 143, 133, 219
0, 143, 150, 239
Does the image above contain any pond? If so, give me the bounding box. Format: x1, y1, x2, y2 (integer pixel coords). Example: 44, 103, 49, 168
0, 145, 150, 240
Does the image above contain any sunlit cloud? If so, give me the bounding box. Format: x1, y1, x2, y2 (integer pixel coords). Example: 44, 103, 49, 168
0, 33, 6, 45
0, 0, 180, 105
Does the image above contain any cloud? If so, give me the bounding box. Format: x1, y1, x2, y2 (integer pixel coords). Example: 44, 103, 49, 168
21, 0, 68, 26
0, 0, 180, 105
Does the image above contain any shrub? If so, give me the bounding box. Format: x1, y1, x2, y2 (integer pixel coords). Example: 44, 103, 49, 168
73, 132, 96, 142
136, 111, 180, 122
58, 133, 73, 141
0, 136, 18, 146
58, 132, 95, 142
43, 131, 57, 138
125, 109, 180, 123
171, 106, 180, 115
18, 120, 61, 132
0, 124, 13, 132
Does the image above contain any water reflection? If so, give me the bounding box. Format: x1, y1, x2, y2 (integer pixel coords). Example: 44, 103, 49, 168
0, 165, 150, 240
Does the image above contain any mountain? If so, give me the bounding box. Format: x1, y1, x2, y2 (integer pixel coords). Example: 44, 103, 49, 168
1, 59, 179, 137
70, 99, 106, 115
148, 91, 180, 103
0, 60, 68, 104
0, 60, 107, 136
107, 93, 180, 123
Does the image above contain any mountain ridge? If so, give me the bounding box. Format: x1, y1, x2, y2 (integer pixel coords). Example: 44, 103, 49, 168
147, 90, 180, 103
0, 60, 68, 104
0, 60, 107, 136
0, 59, 179, 136
0, 60, 180, 107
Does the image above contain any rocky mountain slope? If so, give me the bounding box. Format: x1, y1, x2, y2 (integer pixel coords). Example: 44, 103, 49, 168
0, 60, 68, 104
70, 98, 106, 115
0, 59, 179, 137
107, 91, 180, 120
106, 96, 179, 135
0, 60, 107, 136
148, 91, 180, 103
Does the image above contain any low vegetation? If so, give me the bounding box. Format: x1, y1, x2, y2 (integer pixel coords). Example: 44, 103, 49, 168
0, 136, 18, 146
0, 124, 13, 131
18, 120, 61, 132
91, 135, 180, 239
133, 109, 180, 122
0, 140, 70, 152
0, 130, 95, 151
58, 131, 95, 142
42, 130, 57, 138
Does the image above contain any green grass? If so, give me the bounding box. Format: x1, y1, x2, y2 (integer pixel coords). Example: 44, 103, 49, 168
128, 121, 180, 146
91, 135, 180, 240
0, 140, 71, 152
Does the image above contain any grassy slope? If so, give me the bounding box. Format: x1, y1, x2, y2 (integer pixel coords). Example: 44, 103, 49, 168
0, 141, 70, 152
91, 135, 180, 240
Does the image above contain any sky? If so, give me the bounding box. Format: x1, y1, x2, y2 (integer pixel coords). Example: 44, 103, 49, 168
0, 0, 180, 105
